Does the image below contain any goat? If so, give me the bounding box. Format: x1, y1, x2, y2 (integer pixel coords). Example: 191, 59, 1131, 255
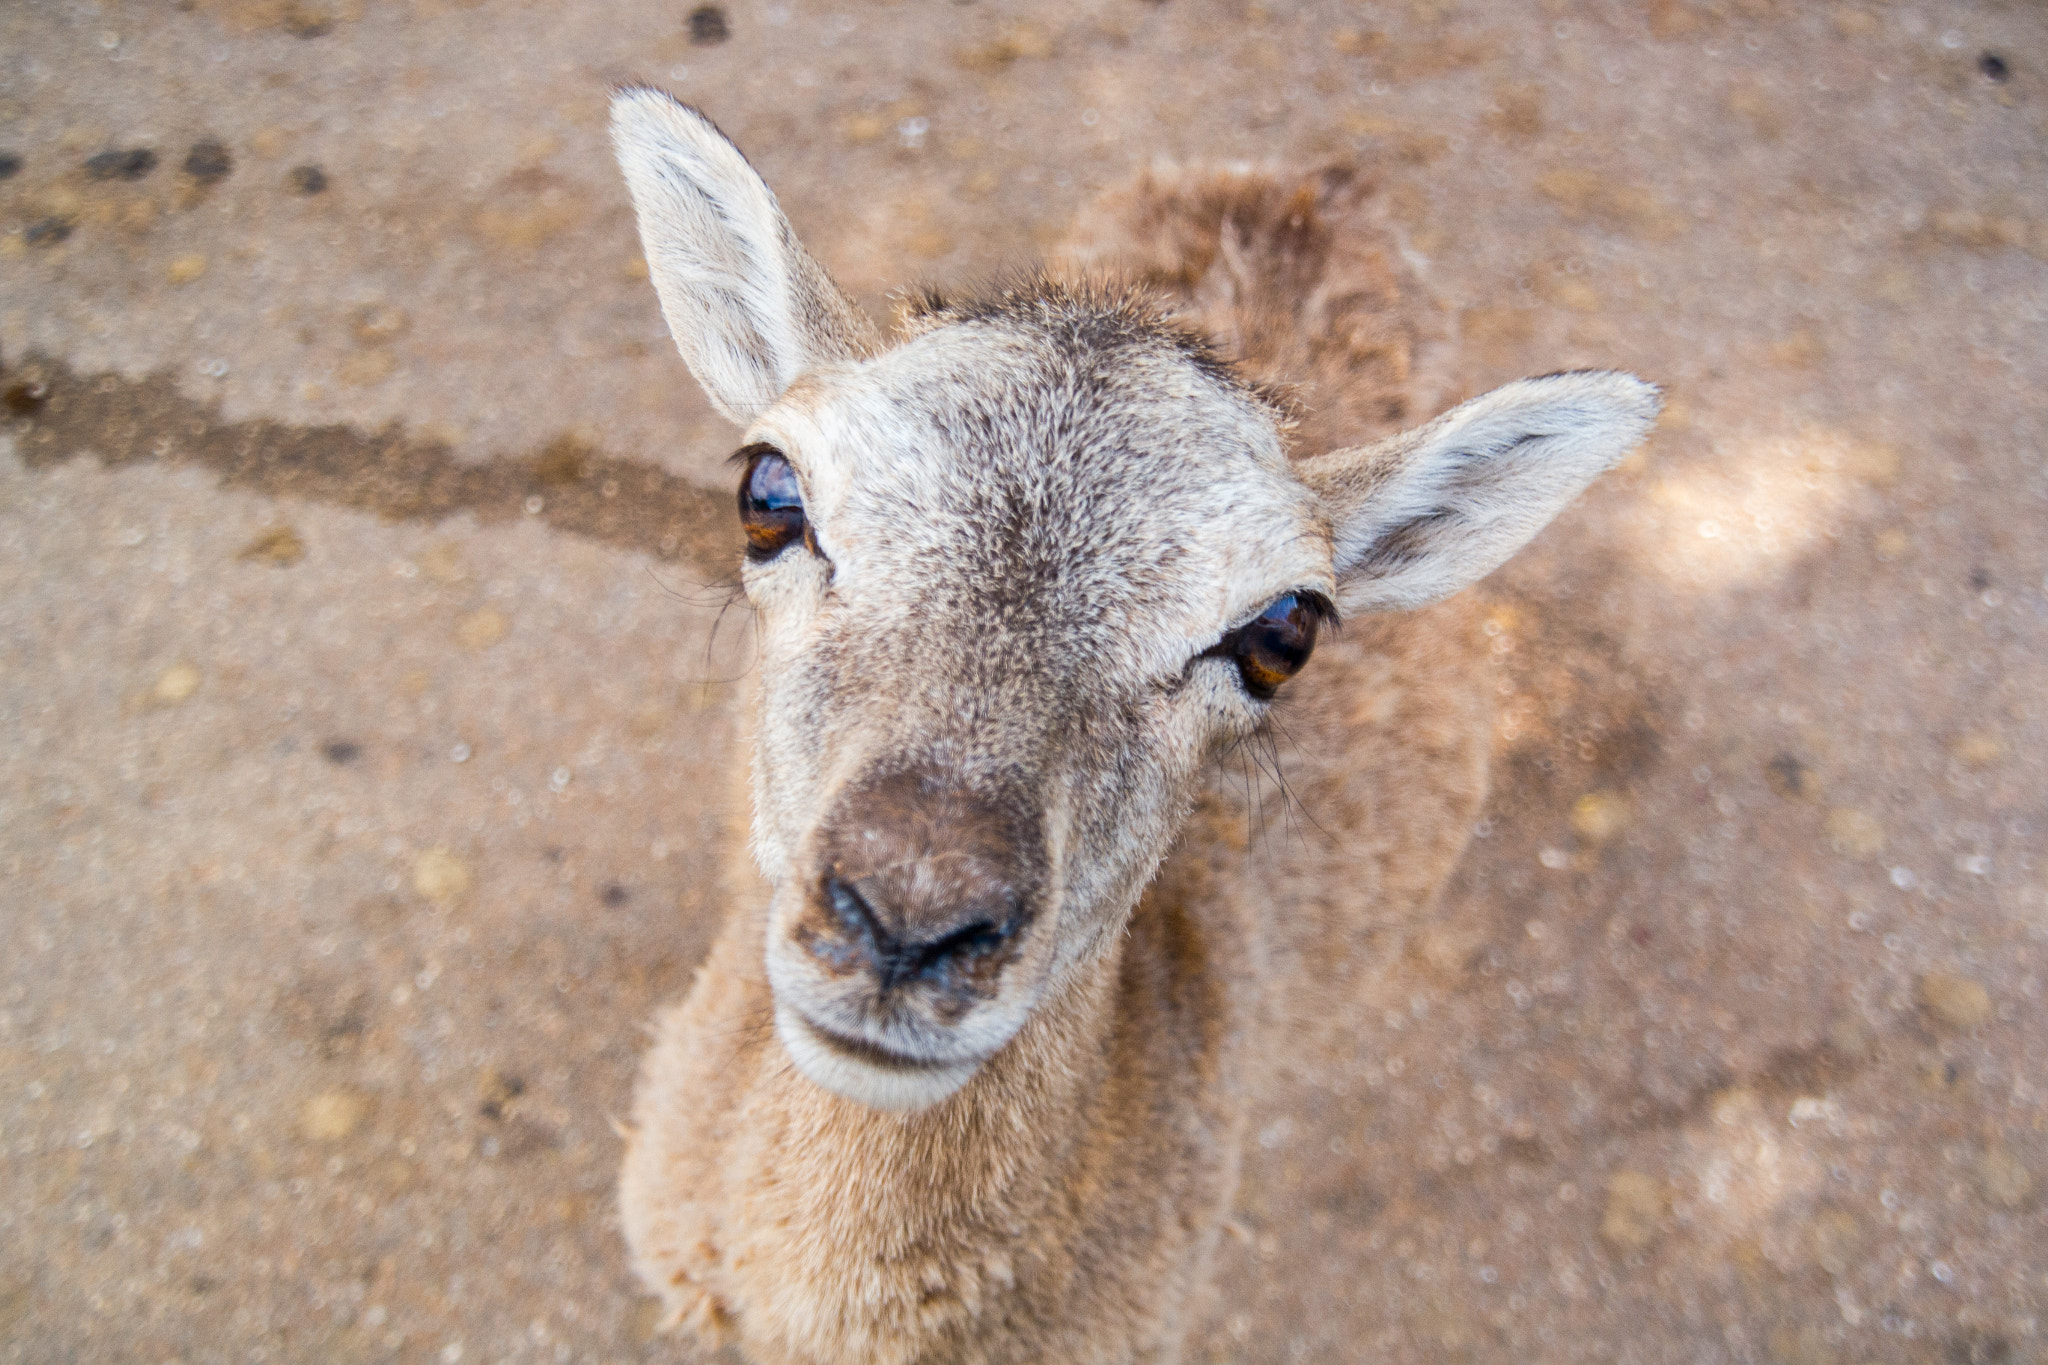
608, 87, 1658, 1364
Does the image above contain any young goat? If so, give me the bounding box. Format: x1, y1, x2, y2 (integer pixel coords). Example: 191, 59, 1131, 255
610, 88, 1658, 1364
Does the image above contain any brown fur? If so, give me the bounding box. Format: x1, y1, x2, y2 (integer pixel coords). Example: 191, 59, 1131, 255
620, 167, 1490, 1364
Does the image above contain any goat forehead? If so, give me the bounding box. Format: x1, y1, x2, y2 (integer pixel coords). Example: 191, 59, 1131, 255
763, 325, 1329, 661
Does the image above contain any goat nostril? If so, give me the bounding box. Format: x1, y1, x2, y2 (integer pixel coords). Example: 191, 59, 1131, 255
823, 875, 883, 944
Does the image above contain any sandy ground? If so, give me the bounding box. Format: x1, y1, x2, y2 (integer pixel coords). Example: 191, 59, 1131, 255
3, 0, 2045, 1362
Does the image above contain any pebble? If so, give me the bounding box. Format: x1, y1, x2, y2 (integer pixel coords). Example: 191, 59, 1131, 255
25, 217, 73, 247
182, 140, 233, 185
1802, 1205, 1862, 1276
0, 152, 21, 180
237, 525, 306, 566
1917, 971, 1991, 1030
1409, 923, 1484, 979
338, 349, 397, 386
1950, 731, 2004, 767
289, 164, 328, 195
84, 147, 157, 181
454, 607, 508, 651
1823, 807, 1884, 859
1764, 752, 1817, 800
301, 1089, 370, 1142
1976, 1146, 2035, 1209
1599, 1169, 1666, 1251
413, 848, 471, 902
688, 4, 729, 44
1570, 790, 1632, 843
165, 253, 208, 285
152, 662, 201, 706
351, 303, 410, 346
322, 740, 361, 765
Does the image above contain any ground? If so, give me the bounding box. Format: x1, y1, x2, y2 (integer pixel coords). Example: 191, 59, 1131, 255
1, 0, 2044, 1362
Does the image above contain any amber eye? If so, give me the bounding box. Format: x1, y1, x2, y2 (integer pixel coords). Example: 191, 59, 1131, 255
1207, 594, 1329, 700
737, 444, 809, 561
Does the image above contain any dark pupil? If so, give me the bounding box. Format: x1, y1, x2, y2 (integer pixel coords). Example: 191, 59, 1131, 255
738, 448, 806, 559
1227, 595, 1319, 699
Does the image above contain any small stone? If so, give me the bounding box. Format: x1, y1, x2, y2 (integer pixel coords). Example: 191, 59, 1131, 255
5, 381, 50, 416
687, 4, 729, 43
321, 740, 361, 765
1917, 972, 1991, 1030
237, 525, 305, 566
152, 662, 201, 706
338, 350, 396, 387
282, 2, 334, 37
600, 883, 630, 908
165, 253, 208, 285
420, 542, 467, 585
84, 147, 157, 181
1823, 808, 1884, 859
25, 217, 74, 247
1599, 1169, 1666, 1251
1410, 923, 1484, 979
476, 1068, 525, 1119
1804, 1205, 1862, 1276
350, 303, 410, 346
841, 113, 888, 144
412, 848, 471, 902
1978, 52, 2009, 83
1764, 752, 1817, 800
1950, 732, 2004, 768
301, 1089, 370, 1141
0, 152, 22, 180
454, 607, 507, 652
1570, 790, 1632, 843
182, 140, 232, 185
289, 164, 328, 195
1977, 1146, 2034, 1208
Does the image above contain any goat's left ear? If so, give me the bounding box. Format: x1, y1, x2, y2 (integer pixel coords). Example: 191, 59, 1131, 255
610, 88, 876, 424
1297, 371, 1660, 613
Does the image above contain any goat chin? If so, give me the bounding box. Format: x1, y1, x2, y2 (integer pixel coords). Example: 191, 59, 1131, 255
773, 1004, 983, 1112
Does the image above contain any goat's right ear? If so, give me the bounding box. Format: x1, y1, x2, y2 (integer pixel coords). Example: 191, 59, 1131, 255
610, 88, 875, 424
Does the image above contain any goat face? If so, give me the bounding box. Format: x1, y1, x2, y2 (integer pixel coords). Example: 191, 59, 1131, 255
736, 306, 1329, 1107
611, 89, 1659, 1109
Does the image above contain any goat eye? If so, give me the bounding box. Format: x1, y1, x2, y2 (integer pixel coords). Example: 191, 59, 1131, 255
1211, 594, 1323, 700
737, 445, 808, 561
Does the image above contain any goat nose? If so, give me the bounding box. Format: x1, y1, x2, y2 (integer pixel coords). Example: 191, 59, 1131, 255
818, 872, 1020, 991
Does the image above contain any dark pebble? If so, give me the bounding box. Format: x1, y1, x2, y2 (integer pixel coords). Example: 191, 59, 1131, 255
321, 740, 362, 765
184, 139, 233, 185
283, 4, 334, 37
688, 4, 729, 44
600, 883, 630, 908
84, 147, 158, 181
289, 164, 328, 195
0, 153, 21, 180
25, 217, 73, 247
1978, 52, 2009, 83
1968, 567, 1992, 591
5, 381, 50, 417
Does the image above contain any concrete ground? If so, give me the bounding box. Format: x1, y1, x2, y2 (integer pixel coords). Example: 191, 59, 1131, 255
2, 0, 2044, 1362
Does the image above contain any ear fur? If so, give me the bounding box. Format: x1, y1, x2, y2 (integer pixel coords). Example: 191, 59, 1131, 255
610, 87, 876, 423
1298, 370, 1661, 613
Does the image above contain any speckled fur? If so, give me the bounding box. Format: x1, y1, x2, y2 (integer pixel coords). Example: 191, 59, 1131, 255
610, 93, 1657, 1365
